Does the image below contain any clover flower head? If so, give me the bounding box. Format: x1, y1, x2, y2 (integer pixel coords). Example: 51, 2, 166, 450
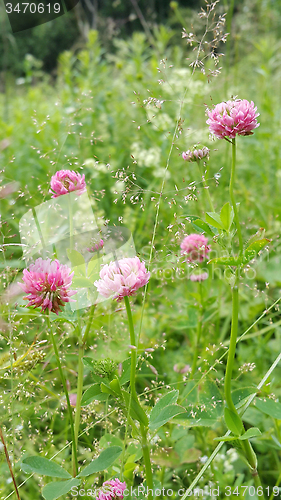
87, 239, 104, 253
19, 257, 76, 315
49, 169, 86, 198
94, 256, 150, 302
96, 478, 126, 500
182, 146, 210, 162
180, 234, 210, 263
206, 99, 260, 139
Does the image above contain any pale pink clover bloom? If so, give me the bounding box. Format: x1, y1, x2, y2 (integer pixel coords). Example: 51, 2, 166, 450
96, 478, 126, 500
94, 256, 150, 301
190, 272, 208, 282
19, 258, 76, 315
49, 169, 86, 198
182, 147, 209, 162
180, 234, 210, 263
206, 99, 260, 139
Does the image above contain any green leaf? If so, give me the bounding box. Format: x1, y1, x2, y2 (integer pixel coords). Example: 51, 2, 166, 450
239, 427, 262, 440
150, 390, 179, 424
66, 249, 85, 267
213, 435, 238, 442
87, 256, 101, 278
78, 446, 122, 477
71, 277, 93, 288
243, 239, 270, 265
220, 203, 234, 232
109, 378, 122, 396
81, 384, 108, 406
100, 382, 117, 397
22, 457, 71, 479
246, 228, 266, 247
149, 404, 186, 431
231, 387, 256, 408
83, 357, 96, 372
208, 256, 241, 266
99, 433, 123, 449
224, 407, 244, 436
205, 212, 224, 230
254, 398, 281, 420
119, 358, 131, 385
42, 478, 80, 500
176, 380, 223, 427
121, 390, 149, 426
191, 219, 217, 237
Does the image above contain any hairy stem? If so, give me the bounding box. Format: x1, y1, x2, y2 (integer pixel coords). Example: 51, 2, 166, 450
229, 138, 243, 255
140, 424, 154, 499
124, 296, 153, 495
124, 296, 138, 401
0, 426, 20, 500
47, 315, 78, 476
190, 282, 203, 377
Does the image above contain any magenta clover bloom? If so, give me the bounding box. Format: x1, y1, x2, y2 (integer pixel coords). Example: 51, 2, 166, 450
96, 478, 126, 500
94, 256, 150, 302
180, 234, 210, 263
182, 147, 210, 162
206, 99, 260, 140
19, 257, 77, 315
49, 169, 86, 198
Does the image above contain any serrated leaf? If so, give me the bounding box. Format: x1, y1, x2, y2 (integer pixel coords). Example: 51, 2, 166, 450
224, 407, 244, 436
42, 478, 81, 500
149, 404, 186, 431
254, 398, 281, 420
67, 249, 85, 267
220, 203, 234, 232
78, 446, 122, 477
22, 457, 71, 479
239, 427, 262, 440
81, 384, 108, 406
205, 212, 224, 230
150, 390, 179, 423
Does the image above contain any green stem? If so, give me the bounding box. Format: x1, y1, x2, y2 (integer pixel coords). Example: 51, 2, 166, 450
140, 424, 154, 499
124, 296, 138, 400
124, 296, 153, 496
82, 304, 95, 344
73, 341, 84, 471
225, 272, 264, 491
224, 277, 239, 414
190, 282, 203, 378
68, 196, 74, 250
47, 315, 78, 476
229, 139, 243, 255
197, 160, 215, 212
